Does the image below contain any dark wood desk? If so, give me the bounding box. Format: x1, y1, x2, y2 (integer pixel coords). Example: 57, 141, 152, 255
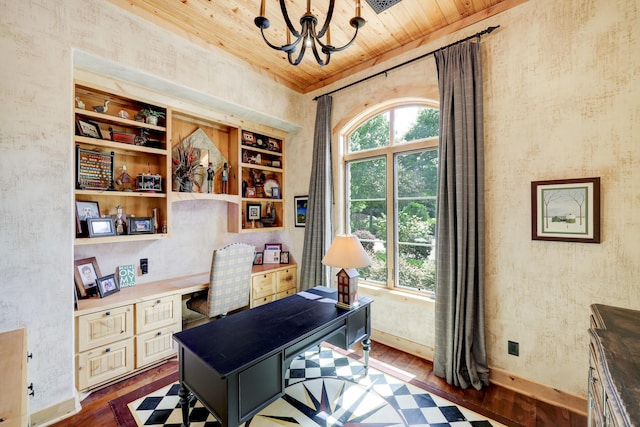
173, 287, 373, 427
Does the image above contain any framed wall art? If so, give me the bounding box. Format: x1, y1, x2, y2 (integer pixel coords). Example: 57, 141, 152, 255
75, 200, 100, 236
247, 204, 261, 221
531, 177, 601, 243
76, 146, 114, 190
294, 195, 308, 227
96, 274, 120, 298
74, 257, 101, 298
87, 217, 116, 238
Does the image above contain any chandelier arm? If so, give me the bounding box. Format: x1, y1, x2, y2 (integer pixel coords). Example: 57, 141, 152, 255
315, 0, 335, 39
259, 27, 301, 52
310, 40, 329, 66
288, 42, 308, 66
279, 0, 301, 37
321, 25, 362, 53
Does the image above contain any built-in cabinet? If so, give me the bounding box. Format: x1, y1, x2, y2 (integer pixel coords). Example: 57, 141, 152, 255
74, 81, 170, 244
250, 264, 297, 307
588, 304, 640, 426
0, 328, 29, 427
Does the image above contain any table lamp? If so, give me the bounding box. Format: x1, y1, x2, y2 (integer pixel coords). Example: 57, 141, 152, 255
322, 234, 371, 309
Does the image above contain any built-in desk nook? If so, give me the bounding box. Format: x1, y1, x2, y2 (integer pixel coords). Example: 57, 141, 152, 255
74, 262, 296, 392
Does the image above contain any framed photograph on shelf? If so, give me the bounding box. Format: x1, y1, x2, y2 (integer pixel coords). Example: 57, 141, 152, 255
271, 186, 281, 199
294, 196, 308, 227
73, 257, 101, 298
87, 217, 116, 238
75, 200, 100, 236
253, 252, 264, 265
531, 177, 601, 243
264, 248, 281, 264
247, 204, 261, 221
280, 251, 290, 264
96, 274, 120, 298
128, 217, 155, 234
76, 118, 103, 139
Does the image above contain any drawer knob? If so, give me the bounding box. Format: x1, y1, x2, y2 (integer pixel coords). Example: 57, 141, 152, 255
105, 311, 111, 316
157, 331, 162, 336
105, 347, 111, 353
157, 299, 161, 304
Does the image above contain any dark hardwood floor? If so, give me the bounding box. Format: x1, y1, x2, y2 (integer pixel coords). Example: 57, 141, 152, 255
51, 341, 586, 427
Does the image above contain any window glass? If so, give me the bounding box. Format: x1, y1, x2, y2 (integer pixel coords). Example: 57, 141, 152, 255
348, 158, 387, 284
344, 102, 439, 295
348, 112, 390, 153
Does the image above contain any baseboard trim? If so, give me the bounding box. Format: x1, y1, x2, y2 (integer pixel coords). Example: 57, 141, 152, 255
370, 328, 587, 417
30, 394, 80, 427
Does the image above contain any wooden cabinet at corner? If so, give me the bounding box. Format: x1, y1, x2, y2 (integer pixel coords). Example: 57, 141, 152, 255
74, 81, 171, 245
251, 264, 297, 308
229, 129, 286, 233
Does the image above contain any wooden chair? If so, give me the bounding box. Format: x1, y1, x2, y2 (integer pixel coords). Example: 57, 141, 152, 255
186, 243, 255, 318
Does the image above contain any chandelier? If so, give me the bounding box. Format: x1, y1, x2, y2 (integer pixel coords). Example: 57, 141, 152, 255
255, 0, 366, 66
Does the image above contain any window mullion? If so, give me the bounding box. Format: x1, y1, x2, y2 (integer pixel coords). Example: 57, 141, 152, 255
387, 150, 395, 289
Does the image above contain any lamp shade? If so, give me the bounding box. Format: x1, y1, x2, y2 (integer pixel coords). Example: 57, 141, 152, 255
321, 234, 371, 269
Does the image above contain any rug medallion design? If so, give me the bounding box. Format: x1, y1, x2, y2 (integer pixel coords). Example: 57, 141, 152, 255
112, 347, 506, 427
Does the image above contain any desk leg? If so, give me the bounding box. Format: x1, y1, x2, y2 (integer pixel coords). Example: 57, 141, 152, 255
178, 383, 192, 427
362, 338, 371, 376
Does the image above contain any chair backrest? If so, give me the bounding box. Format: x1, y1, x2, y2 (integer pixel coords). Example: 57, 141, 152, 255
206, 243, 255, 317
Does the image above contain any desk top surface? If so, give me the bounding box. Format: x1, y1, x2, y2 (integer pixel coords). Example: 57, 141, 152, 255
173, 287, 373, 377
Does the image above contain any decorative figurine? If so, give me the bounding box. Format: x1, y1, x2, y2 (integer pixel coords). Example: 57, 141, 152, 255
207, 162, 215, 193
117, 109, 130, 119
75, 97, 85, 109
221, 162, 229, 194
92, 99, 109, 114
116, 164, 133, 191
115, 205, 127, 235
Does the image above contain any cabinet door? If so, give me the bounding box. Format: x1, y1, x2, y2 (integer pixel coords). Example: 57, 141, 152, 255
76, 305, 134, 352
252, 272, 275, 299
135, 295, 181, 334
76, 338, 134, 390
276, 267, 297, 293
136, 325, 181, 368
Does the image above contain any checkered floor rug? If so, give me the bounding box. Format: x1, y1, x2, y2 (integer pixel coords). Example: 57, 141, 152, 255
116, 347, 507, 427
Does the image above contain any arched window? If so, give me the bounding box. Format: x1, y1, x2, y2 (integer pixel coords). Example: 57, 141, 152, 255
343, 102, 439, 294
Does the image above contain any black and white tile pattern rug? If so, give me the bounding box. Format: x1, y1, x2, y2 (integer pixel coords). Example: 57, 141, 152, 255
126, 347, 506, 427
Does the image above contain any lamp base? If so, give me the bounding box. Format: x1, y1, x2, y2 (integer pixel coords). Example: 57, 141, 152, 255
335, 300, 360, 310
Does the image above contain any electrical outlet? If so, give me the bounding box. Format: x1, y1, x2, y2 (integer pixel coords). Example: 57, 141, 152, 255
508, 340, 519, 356
140, 258, 148, 275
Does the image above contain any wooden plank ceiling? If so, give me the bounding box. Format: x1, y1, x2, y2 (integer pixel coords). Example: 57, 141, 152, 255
107, 0, 526, 94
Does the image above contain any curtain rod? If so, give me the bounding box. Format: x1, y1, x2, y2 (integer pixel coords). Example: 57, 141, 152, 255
313, 25, 499, 101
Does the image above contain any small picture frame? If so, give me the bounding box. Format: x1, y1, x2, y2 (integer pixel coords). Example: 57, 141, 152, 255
247, 204, 261, 221
531, 177, 601, 243
76, 118, 103, 139
96, 274, 120, 298
87, 217, 116, 238
253, 252, 264, 265
280, 251, 290, 264
242, 130, 255, 145
75, 200, 100, 236
294, 196, 308, 227
74, 257, 101, 298
271, 186, 281, 199
271, 159, 281, 168
246, 187, 257, 198
128, 217, 155, 234
118, 264, 136, 288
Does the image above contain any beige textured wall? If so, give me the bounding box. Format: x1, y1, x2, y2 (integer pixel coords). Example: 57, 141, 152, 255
309, 0, 640, 399
0, 0, 308, 416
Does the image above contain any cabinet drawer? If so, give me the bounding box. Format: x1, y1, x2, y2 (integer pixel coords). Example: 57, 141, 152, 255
252, 295, 275, 308
276, 267, 297, 293
135, 295, 181, 334
252, 273, 275, 299
276, 288, 296, 300
76, 337, 134, 391
136, 324, 181, 368
77, 305, 134, 352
